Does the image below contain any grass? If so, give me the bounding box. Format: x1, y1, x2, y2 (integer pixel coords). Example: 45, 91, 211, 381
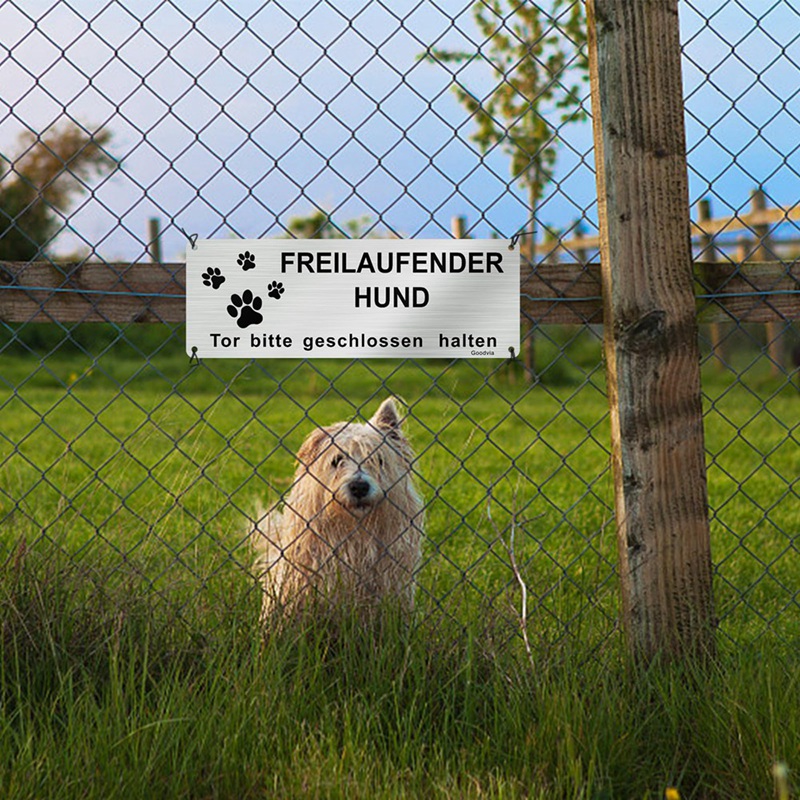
1, 322, 799, 797
2, 555, 799, 799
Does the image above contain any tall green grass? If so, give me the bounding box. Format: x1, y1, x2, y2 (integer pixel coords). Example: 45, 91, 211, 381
1, 328, 621, 647
2, 324, 799, 796
1, 553, 799, 798
2, 326, 797, 643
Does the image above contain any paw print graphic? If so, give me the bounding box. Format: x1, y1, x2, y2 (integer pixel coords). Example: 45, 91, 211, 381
237, 251, 256, 271
267, 281, 285, 300
201, 267, 225, 289
227, 290, 263, 329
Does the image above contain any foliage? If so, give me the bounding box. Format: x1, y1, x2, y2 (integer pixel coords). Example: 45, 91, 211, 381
282, 209, 379, 239
422, 0, 588, 234
0, 122, 116, 260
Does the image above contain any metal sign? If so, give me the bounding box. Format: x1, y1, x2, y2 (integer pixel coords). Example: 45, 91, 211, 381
186, 239, 519, 358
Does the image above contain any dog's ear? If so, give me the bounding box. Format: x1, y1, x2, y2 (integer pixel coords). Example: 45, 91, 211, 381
296, 427, 332, 469
370, 397, 403, 437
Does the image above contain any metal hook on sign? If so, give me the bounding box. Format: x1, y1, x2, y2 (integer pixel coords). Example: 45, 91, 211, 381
188, 346, 200, 368
179, 227, 199, 250
508, 226, 535, 251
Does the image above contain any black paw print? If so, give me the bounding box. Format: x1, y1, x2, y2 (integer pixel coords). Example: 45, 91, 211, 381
227, 290, 263, 329
267, 281, 285, 300
202, 267, 225, 289
237, 251, 256, 271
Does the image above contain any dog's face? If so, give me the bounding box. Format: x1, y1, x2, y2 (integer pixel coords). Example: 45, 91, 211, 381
294, 398, 412, 517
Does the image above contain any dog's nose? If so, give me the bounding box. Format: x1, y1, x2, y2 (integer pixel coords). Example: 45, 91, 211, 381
349, 478, 371, 499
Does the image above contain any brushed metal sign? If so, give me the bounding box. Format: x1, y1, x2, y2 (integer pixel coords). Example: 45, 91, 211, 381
186, 239, 519, 358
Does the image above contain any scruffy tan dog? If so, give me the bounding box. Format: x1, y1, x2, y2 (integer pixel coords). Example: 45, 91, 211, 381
251, 398, 423, 620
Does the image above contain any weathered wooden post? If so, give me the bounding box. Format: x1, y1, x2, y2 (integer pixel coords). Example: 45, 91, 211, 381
148, 217, 162, 264
573, 224, 588, 266
697, 198, 724, 369
587, 0, 716, 661
750, 188, 782, 375
450, 215, 467, 240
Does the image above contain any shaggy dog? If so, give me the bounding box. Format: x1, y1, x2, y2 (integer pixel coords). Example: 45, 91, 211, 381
251, 398, 423, 620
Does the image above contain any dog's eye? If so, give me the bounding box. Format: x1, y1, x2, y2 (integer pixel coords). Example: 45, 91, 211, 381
331, 454, 344, 468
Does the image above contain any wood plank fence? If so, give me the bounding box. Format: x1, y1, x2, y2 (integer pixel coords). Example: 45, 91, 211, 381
2, 256, 797, 327
531, 193, 800, 263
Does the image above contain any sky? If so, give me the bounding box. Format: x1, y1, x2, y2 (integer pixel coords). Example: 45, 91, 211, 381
1, 0, 799, 262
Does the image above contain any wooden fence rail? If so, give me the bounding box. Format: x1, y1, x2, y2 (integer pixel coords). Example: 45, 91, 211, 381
531, 195, 800, 260
1, 258, 798, 327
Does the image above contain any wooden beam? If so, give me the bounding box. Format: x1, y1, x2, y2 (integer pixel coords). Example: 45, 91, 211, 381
450, 216, 467, 239
695, 261, 800, 324
535, 200, 800, 257
587, 0, 716, 661
523, 260, 800, 325
691, 202, 800, 238
520, 261, 604, 324
1, 259, 798, 327
0, 261, 186, 324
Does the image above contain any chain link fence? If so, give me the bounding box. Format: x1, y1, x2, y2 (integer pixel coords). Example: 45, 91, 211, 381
1, 0, 798, 650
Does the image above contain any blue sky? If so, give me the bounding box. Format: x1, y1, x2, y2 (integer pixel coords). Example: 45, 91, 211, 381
1, 0, 799, 261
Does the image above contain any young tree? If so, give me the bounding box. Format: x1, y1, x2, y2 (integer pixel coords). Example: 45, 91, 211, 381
422, 1, 588, 379
0, 122, 116, 260
423, 0, 587, 249
282, 209, 379, 239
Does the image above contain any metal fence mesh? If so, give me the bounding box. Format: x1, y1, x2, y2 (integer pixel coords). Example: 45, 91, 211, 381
682, 0, 800, 644
1, 0, 798, 648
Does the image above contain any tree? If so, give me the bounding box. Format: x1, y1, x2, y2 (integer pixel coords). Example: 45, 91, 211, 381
282, 209, 378, 240
423, 0, 587, 247
422, 1, 588, 378
0, 122, 116, 260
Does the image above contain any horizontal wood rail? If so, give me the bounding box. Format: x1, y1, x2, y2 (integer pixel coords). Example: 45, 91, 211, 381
1, 258, 798, 326
530, 201, 800, 256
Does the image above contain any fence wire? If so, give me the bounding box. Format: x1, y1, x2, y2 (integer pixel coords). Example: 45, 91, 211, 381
1, 0, 798, 650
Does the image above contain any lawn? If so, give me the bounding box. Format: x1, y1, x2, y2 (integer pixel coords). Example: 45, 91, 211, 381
1, 322, 799, 798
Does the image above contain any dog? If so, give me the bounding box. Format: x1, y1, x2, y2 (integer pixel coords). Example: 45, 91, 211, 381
251, 398, 423, 621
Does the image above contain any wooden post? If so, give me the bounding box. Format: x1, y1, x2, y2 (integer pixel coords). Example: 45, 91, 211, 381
521, 231, 535, 384
750, 189, 782, 375
587, 0, 716, 662
573, 223, 588, 266
697, 198, 724, 369
148, 217, 162, 264
736, 236, 750, 265
450, 215, 467, 240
